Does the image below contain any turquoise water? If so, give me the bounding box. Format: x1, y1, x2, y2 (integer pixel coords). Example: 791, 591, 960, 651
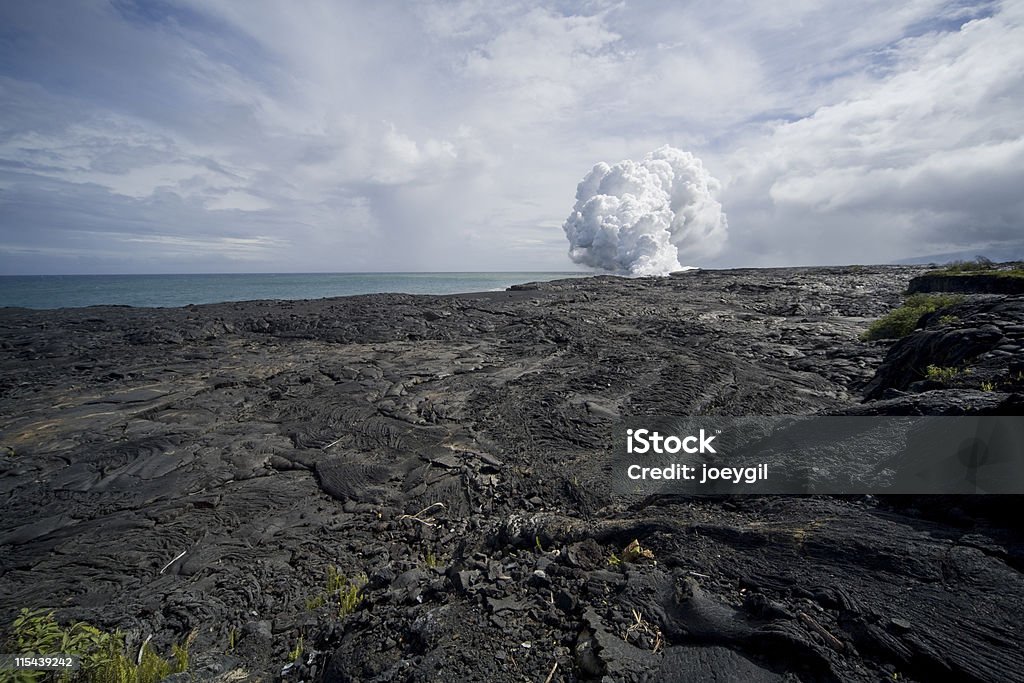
0, 272, 587, 309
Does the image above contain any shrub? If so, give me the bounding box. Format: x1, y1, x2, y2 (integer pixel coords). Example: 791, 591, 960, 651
5, 608, 190, 683
862, 294, 963, 340
924, 365, 963, 383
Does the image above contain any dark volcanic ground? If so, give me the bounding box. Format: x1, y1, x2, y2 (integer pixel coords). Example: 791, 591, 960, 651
1, 266, 1023, 682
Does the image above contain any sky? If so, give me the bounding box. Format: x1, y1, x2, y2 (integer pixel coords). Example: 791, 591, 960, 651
0, 0, 1021, 274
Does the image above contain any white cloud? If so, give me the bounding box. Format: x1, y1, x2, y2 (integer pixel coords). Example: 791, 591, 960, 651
721, 2, 1024, 264
0, 0, 1020, 273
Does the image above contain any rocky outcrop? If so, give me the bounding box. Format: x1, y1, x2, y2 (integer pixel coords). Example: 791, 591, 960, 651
909, 273, 1024, 295
1, 266, 1022, 682
864, 297, 1024, 399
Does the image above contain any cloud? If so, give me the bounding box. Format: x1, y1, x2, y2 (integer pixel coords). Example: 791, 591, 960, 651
719, 2, 1024, 264
0, 1, 1020, 274
562, 146, 727, 275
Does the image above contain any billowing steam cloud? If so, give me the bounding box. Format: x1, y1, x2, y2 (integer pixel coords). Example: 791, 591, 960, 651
562, 145, 728, 275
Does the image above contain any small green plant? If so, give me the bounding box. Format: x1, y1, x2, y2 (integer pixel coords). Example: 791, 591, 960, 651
337, 581, 362, 617
925, 365, 963, 383
170, 639, 190, 673
534, 535, 544, 553
980, 380, 997, 392
424, 551, 438, 569
227, 627, 237, 653
863, 294, 964, 340
137, 642, 175, 682
937, 314, 959, 325
288, 635, 304, 663
607, 540, 657, 568
5, 608, 190, 683
620, 539, 655, 563
308, 566, 365, 618
325, 565, 345, 593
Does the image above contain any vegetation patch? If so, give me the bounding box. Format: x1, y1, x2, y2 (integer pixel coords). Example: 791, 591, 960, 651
304, 566, 366, 619
908, 259, 1024, 294
929, 257, 997, 274
609, 539, 655, 567
423, 551, 439, 569
4, 609, 191, 683
924, 365, 965, 383
287, 635, 304, 663
925, 257, 1024, 279
862, 294, 964, 341
931, 268, 1024, 279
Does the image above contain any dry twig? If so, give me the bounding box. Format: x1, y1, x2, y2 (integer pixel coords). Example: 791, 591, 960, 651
397, 502, 446, 527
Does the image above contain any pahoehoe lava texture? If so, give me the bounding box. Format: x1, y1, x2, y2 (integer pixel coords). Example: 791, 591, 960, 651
1, 267, 1022, 682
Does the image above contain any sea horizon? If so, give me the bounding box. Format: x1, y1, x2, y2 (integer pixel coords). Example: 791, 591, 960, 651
0, 271, 589, 310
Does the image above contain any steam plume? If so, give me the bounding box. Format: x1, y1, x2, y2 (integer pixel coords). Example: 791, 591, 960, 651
562, 145, 727, 275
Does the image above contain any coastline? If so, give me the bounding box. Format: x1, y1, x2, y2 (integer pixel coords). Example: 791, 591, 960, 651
0, 272, 588, 310
1, 265, 1022, 682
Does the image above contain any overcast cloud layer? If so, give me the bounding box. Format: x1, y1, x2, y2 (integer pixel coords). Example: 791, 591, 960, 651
0, 0, 1021, 274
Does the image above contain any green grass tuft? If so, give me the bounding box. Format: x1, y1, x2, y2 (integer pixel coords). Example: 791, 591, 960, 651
305, 566, 365, 618
924, 365, 963, 383
337, 580, 363, 618
288, 635, 304, 663
862, 294, 964, 341
325, 565, 345, 594
5, 608, 190, 683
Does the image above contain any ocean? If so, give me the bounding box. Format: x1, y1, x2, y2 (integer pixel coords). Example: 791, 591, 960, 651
0, 272, 588, 310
